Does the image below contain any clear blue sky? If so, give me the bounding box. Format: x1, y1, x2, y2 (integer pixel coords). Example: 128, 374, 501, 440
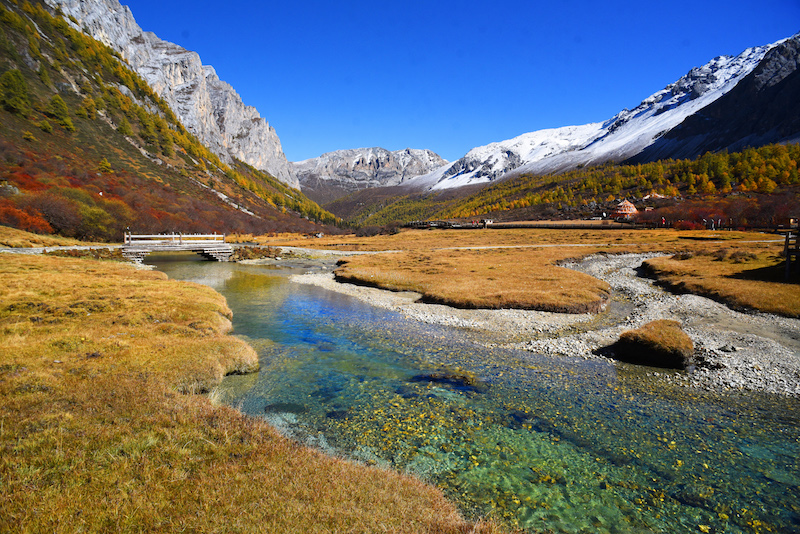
121, 0, 798, 163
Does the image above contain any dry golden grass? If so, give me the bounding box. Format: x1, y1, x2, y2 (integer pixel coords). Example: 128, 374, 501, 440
0, 225, 100, 248
0, 254, 507, 533
284, 227, 789, 316
642, 249, 800, 318
261, 227, 773, 252
614, 320, 695, 369
336, 248, 611, 313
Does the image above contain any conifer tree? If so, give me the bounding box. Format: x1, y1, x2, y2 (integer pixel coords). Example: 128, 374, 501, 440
0, 69, 30, 114
47, 94, 75, 131
38, 64, 51, 87
98, 157, 112, 174
79, 96, 96, 119
117, 117, 133, 136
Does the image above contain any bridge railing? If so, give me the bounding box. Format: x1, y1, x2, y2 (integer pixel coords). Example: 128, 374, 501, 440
124, 233, 226, 246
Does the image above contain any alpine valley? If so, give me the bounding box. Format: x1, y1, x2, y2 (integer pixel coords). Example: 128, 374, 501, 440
0, 0, 798, 240
0, 0, 339, 240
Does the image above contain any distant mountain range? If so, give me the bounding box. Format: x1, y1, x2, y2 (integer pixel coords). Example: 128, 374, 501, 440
292, 148, 447, 203
42, 0, 800, 205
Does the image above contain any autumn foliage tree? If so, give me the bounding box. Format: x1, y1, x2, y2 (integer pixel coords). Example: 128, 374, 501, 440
46, 94, 74, 131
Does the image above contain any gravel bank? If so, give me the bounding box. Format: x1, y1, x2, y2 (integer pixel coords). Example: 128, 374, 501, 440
290, 253, 800, 397
289, 272, 592, 335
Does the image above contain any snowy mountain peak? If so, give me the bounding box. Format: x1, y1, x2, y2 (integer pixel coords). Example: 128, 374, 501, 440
603, 43, 775, 135
406, 36, 788, 192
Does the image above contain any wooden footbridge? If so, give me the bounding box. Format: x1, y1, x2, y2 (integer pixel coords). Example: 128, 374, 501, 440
122, 233, 233, 263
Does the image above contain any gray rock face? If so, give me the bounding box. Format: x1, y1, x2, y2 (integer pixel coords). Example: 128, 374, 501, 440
292, 147, 448, 203
753, 36, 800, 90
45, 0, 298, 189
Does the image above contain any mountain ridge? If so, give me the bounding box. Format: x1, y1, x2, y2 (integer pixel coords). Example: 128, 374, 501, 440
44, 0, 299, 188
0, 0, 336, 240
293, 147, 448, 204
630, 34, 800, 162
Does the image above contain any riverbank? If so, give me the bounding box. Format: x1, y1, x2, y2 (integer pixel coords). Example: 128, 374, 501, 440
290, 252, 800, 397
0, 253, 504, 533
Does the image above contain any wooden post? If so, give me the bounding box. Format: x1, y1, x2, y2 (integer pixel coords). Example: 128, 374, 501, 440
786, 218, 798, 281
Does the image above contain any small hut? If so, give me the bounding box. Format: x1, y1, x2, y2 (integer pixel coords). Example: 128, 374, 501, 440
612, 200, 638, 220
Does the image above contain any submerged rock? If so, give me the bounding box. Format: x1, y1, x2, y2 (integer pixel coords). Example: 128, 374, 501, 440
409, 371, 487, 393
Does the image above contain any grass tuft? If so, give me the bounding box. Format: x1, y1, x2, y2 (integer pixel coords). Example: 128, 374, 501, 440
613, 320, 695, 369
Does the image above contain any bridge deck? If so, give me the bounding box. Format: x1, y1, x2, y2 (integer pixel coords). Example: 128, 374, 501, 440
122, 234, 233, 263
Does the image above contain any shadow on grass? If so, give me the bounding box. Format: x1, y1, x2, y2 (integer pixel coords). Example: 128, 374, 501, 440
729, 262, 800, 284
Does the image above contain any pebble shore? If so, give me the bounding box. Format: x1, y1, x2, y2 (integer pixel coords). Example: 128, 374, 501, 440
290, 253, 800, 397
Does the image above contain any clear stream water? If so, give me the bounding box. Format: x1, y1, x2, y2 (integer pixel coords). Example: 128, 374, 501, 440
151, 255, 800, 534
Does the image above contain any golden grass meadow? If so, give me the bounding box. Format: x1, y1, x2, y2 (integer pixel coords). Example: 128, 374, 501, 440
0, 252, 506, 533
0, 225, 794, 532
290, 227, 793, 318
334, 248, 612, 314
642, 249, 800, 317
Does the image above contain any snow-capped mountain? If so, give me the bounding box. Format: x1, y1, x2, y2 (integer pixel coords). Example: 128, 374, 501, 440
292, 148, 447, 203
45, 0, 298, 188
406, 34, 796, 191
632, 34, 800, 161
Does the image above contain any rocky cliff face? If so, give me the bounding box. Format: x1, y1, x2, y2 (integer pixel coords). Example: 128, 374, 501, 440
292, 147, 448, 204
44, 0, 298, 189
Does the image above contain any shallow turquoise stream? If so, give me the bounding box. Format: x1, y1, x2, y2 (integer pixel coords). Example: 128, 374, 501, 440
152, 256, 800, 534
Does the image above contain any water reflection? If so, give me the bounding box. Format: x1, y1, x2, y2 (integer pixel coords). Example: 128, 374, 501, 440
152, 257, 800, 534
